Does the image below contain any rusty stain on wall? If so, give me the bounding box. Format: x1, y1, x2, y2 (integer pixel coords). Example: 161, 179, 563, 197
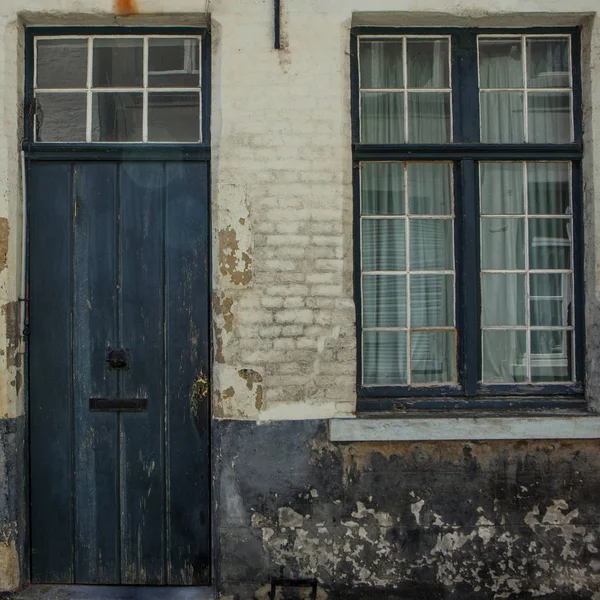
212, 292, 235, 365
238, 368, 264, 411
218, 227, 252, 286
0, 218, 9, 273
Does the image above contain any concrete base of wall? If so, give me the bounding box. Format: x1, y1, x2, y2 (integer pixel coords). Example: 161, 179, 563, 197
213, 418, 600, 599
0, 416, 27, 593
4, 586, 215, 600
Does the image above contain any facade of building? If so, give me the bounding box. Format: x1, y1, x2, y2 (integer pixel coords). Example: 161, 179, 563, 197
2, 1, 600, 598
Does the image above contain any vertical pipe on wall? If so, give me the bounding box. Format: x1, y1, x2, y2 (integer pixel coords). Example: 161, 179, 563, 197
274, 0, 281, 49
20, 150, 28, 341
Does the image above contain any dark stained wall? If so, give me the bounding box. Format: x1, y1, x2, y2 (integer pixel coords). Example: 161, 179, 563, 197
214, 419, 600, 599
0, 416, 27, 591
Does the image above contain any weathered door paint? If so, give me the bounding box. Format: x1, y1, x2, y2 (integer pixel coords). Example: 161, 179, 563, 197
28, 160, 210, 585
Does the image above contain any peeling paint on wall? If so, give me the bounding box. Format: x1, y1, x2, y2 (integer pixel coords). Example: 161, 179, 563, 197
0, 540, 20, 592
215, 420, 600, 599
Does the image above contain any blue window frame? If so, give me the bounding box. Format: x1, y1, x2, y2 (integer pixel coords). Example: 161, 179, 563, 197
351, 28, 585, 410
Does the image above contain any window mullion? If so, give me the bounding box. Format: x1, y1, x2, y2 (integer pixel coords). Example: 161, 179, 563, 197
459, 159, 480, 395
454, 29, 480, 143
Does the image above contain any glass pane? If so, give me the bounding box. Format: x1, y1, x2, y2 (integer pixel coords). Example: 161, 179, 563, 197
408, 163, 452, 215
478, 38, 523, 89
362, 274, 406, 328
528, 92, 571, 143
148, 38, 200, 87
528, 162, 571, 215
410, 219, 453, 270
361, 219, 406, 271
482, 273, 526, 326
363, 331, 407, 385
406, 39, 449, 88
361, 163, 405, 215
530, 273, 571, 326
480, 162, 524, 215
93, 38, 143, 88
361, 92, 404, 143
482, 330, 527, 383
148, 93, 200, 142
359, 40, 403, 89
411, 331, 455, 384
527, 38, 570, 88
35, 93, 87, 142
407, 93, 451, 143
529, 218, 571, 269
410, 274, 453, 327
530, 330, 572, 382
91, 92, 143, 142
481, 217, 525, 270
36, 39, 88, 89
480, 91, 524, 143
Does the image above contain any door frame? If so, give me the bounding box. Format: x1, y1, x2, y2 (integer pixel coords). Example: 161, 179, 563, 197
22, 25, 213, 586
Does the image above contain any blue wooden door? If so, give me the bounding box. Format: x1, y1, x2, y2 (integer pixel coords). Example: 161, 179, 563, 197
28, 160, 210, 585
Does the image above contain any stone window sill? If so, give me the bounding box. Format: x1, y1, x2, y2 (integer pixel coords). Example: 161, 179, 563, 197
328, 413, 600, 442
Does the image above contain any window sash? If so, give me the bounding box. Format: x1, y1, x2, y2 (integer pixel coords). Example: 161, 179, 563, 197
351, 28, 583, 399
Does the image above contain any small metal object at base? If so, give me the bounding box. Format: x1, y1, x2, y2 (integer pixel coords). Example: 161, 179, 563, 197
269, 578, 318, 600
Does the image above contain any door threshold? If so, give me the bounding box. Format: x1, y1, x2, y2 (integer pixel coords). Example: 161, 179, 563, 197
9, 586, 215, 600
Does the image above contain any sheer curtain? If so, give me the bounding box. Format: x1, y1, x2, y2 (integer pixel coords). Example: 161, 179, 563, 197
362, 162, 455, 385
480, 161, 573, 383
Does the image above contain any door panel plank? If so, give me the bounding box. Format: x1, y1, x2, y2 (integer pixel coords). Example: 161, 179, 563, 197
165, 163, 211, 585
119, 163, 166, 584
73, 163, 120, 584
29, 162, 75, 583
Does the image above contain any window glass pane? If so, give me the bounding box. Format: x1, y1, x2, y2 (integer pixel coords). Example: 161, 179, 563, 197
361, 219, 406, 271
527, 38, 570, 88
93, 38, 143, 88
36, 39, 88, 89
361, 163, 405, 215
482, 273, 526, 326
363, 331, 407, 385
530, 330, 572, 382
482, 330, 527, 383
481, 217, 525, 270
91, 92, 143, 142
361, 92, 404, 143
148, 93, 200, 142
528, 92, 571, 143
408, 163, 452, 215
530, 273, 571, 326
410, 219, 453, 270
478, 38, 523, 89
411, 331, 455, 384
480, 162, 524, 215
363, 274, 406, 328
407, 92, 451, 143
359, 40, 403, 89
148, 38, 200, 87
528, 162, 571, 215
410, 274, 453, 327
406, 39, 449, 88
35, 93, 87, 142
529, 218, 571, 269
480, 91, 524, 142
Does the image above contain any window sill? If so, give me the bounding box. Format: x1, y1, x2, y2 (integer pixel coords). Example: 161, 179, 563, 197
328, 411, 600, 442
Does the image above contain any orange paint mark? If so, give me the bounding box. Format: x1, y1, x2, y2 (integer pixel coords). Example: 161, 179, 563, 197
113, 0, 139, 15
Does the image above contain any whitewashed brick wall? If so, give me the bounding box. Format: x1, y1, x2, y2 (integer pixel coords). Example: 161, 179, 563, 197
0, 1, 599, 420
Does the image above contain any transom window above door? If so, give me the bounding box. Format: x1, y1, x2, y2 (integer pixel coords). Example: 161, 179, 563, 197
33, 34, 203, 143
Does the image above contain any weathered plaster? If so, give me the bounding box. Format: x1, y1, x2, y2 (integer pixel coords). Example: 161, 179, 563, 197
215, 420, 600, 599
